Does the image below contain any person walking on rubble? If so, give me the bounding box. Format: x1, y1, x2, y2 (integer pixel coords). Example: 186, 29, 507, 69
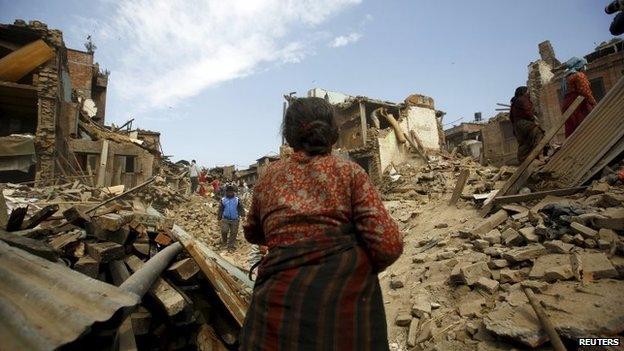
560, 57, 597, 137
189, 160, 199, 194
240, 97, 403, 350
509, 86, 544, 162
218, 184, 245, 251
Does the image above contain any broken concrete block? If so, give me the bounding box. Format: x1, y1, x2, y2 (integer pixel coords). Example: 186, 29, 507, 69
475, 277, 499, 293
529, 254, 571, 280
518, 226, 538, 243
593, 208, 624, 230
502, 244, 547, 263
86, 241, 124, 263
395, 310, 412, 327
412, 253, 428, 263
486, 280, 624, 348
489, 259, 509, 269
472, 210, 508, 236
411, 297, 431, 318
458, 296, 485, 317
560, 234, 574, 243
571, 252, 618, 281
406, 318, 420, 347
473, 239, 490, 251
584, 238, 597, 248
483, 246, 502, 257
520, 280, 549, 293
501, 228, 524, 246
570, 222, 597, 238
499, 268, 524, 284
73, 255, 99, 278
133, 242, 151, 256
436, 251, 454, 260
167, 258, 199, 281
460, 262, 491, 285
543, 265, 574, 282
572, 234, 585, 245
586, 182, 610, 195
96, 213, 133, 231
482, 229, 501, 245
598, 228, 618, 243
543, 240, 574, 253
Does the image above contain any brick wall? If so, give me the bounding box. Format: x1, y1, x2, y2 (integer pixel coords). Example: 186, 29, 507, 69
67, 49, 94, 97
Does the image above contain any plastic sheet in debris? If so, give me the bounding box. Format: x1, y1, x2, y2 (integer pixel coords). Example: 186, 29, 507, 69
0, 241, 139, 351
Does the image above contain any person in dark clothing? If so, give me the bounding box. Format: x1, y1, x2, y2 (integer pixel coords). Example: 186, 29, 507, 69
509, 86, 544, 162
218, 185, 245, 251
240, 97, 402, 351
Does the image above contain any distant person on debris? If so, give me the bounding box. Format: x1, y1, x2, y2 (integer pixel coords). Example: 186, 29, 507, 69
211, 178, 221, 199
189, 160, 199, 194
560, 57, 597, 137
218, 185, 245, 251
509, 86, 544, 162
240, 97, 403, 350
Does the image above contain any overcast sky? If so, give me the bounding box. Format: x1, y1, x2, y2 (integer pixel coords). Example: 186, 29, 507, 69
0, 0, 615, 169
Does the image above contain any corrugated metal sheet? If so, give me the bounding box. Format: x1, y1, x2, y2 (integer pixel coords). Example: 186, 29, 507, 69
0, 241, 139, 351
541, 76, 624, 186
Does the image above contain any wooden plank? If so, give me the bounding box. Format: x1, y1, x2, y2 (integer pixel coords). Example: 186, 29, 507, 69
21, 204, 59, 229
97, 140, 110, 187
580, 136, 624, 185
449, 169, 470, 205
492, 187, 587, 206
480, 96, 584, 217
0, 39, 55, 82
185, 242, 248, 326
359, 102, 367, 144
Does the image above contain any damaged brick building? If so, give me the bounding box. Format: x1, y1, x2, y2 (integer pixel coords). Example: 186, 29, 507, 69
308, 88, 443, 182
0, 20, 162, 187
455, 38, 624, 167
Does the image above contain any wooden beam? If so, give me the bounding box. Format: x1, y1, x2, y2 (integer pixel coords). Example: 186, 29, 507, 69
449, 169, 470, 205
96, 140, 109, 187
359, 102, 367, 144
491, 187, 587, 206
21, 204, 59, 229
0, 39, 54, 82
480, 96, 584, 217
184, 242, 248, 326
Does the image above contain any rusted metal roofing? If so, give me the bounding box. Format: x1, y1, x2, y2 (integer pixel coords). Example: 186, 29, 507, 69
0, 241, 139, 351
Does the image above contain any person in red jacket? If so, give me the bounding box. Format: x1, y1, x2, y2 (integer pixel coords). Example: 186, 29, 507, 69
240, 97, 402, 351
509, 86, 544, 162
560, 57, 597, 137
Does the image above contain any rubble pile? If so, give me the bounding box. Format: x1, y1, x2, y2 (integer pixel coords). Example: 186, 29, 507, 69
380, 155, 513, 202
167, 194, 254, 271
135, 177, 188, 212
380, 157, 624, 350
0, 181, 246, 350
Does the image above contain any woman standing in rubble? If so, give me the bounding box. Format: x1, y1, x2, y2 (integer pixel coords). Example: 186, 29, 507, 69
509, 86, 544, 162
560, 57, 597, 137
240, 97, 403, 350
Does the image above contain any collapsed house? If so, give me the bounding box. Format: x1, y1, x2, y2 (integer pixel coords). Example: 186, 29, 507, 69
443, 38, 624, 168
308, 88, 444, 182
235, 155, 279, 187
0, 20, 162, 188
